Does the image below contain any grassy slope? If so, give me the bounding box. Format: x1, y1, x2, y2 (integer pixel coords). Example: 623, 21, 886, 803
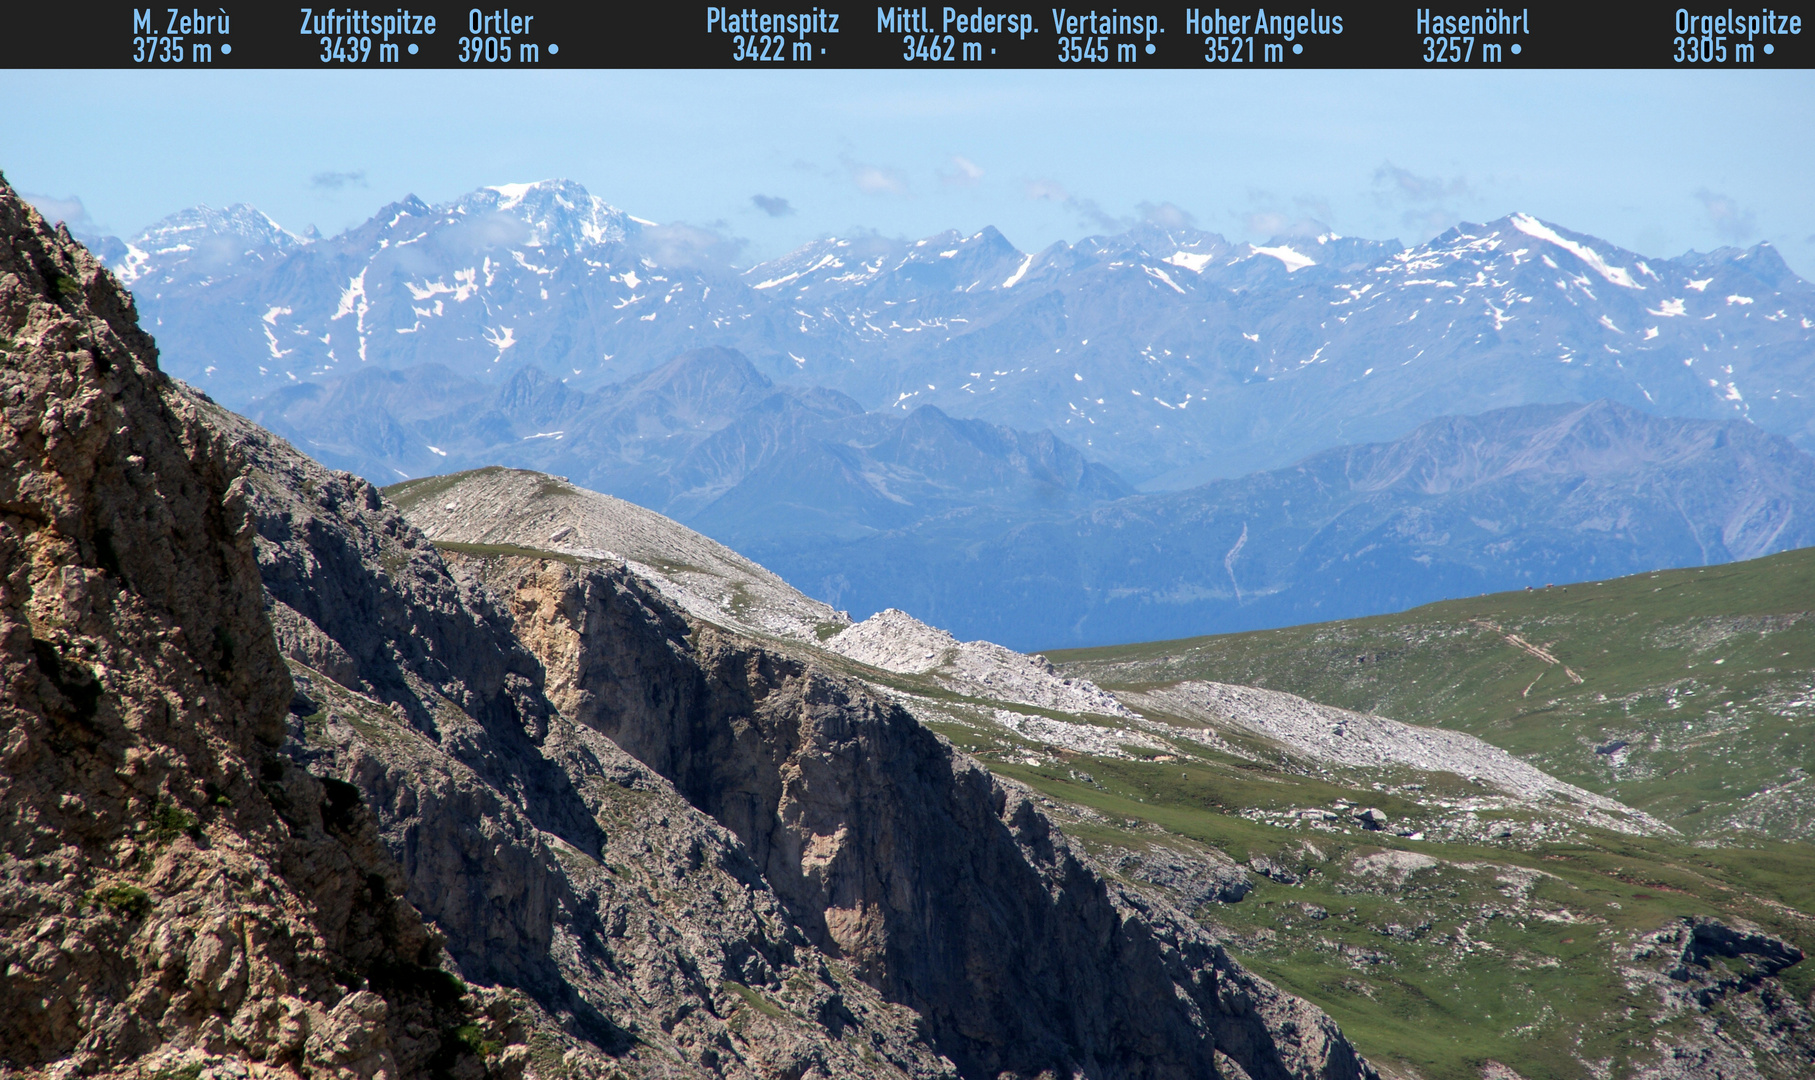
389, 482, 1815, 1078
1029, 548, 1815, 1076
1048, 547, 1815, 837
969, 749, 1815, 1080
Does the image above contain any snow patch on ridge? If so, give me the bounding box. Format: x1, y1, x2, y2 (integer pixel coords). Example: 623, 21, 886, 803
1249, 244, 1316, 272
1510, 214, 1642, 289
1002, 252, 1035, 287
1145, 265, 1187, 294
488, 182, 541, 210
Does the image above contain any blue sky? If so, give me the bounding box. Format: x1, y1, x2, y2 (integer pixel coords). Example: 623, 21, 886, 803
3, 69, 1811, 275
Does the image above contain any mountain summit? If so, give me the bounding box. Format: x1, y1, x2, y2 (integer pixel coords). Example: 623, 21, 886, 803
106, 181, 1814, 489
0, 174, 1375, 1080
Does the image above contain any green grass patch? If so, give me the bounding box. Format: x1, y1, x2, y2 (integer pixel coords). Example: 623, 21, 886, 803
452, 1022, 502, 1058
433, 540, 580, 566
1050, 547, 1815, 838
92, 883, 153, 918
723, 980, 786, 1020
986, 724, 1814, 1080
146, 802, 200, 844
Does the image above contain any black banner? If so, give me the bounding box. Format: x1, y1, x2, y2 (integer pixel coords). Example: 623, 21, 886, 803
25, 4, 1814, 68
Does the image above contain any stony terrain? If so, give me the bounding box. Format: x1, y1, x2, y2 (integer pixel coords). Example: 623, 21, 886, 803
0, 176, 1381, 1080
385, 466, 849, 645
1125, 681, 1670, 836
0, 179, 509, 1080
826, 607, 1133, 717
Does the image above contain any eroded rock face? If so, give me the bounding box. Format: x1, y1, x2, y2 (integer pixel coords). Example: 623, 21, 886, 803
0, 173, 1376, 1080
1124, 681, 1669, 836
1103, 844, 1254, 908
461, 554, 1375, 1080
0, 178, 500, 1079
215, 403, 956, 1079
825, 607, 1134, 718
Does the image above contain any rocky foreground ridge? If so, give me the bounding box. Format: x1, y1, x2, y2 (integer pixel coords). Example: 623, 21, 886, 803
0, 181, 513, 1078
0, 177, 1373, 1080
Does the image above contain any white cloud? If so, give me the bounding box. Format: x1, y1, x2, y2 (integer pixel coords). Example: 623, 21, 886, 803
1694, 187, 1757, 243
846, 158, 908, 196
941, 155, 984, 186
22, 192, 93, 229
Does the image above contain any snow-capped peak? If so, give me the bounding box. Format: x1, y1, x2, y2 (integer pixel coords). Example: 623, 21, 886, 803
1249, 243, 1317, 272
486, 181, 544, 210
115, 203, 302, 283
1510, 213, 1643, 290
127, 203, 300, 251
454, 179, 631, 250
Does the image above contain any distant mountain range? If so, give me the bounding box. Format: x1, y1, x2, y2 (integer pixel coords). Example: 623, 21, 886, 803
89, 181, 1815, 645
752, 400, 1815, 649
246, 346, 1133, 541
245, 348, 1815, 649
115, 179, 1815, 489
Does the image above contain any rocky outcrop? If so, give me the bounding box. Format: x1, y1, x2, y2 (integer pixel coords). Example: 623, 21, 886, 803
1124, 681, 1670, 836
229, 410, 1375, 1078
0, 177, 504, 1079
1621, 918, 1815, 1080
208, 382, 954, 1079
385, 466, 847, 645
1103, 844, 1253, 908
0, 172, 1375, 1080
826, 607, 1133, 718
451, 553, 1375, 1080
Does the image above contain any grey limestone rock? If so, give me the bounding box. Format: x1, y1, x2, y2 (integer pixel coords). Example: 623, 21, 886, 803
0, 172, 1381, 1080
448, 550, 1375, 1080
0, 176, 505, 1080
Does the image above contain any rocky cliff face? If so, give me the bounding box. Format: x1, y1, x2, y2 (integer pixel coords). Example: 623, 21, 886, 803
220, 276, 1377, 1076
210, 378, 953, 1080
0, 180, 507, 1079
226, 406, 1376, 1078
449, 552, 1372, 1080
0, 173, 1375, 1080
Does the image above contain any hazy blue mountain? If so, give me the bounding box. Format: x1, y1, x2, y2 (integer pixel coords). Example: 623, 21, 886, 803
748, 400, 1815, 650
116, 181, 1815, 488
683, 399, 1134, 543
248, 346, 1134, 541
